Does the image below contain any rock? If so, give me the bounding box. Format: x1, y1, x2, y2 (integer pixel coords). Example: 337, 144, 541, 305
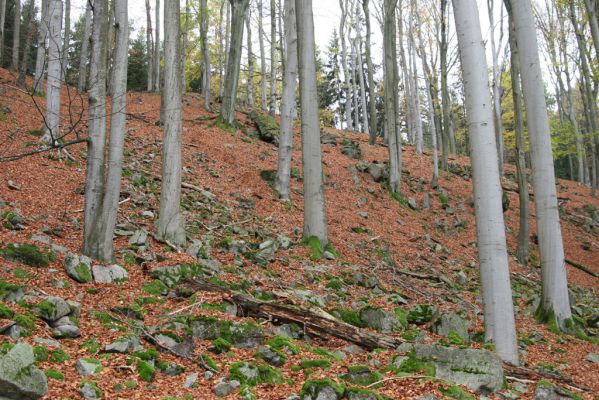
183, 372, 198, 389
278, 235, 292, 249
340, 365, 382, 386
341, 141, 362, 160
407, 198, 418, 210
396, 344, 503, 394
155, 334, 179, 351
33, 337, 60, 349
151, 264, 203, 287
213, 379, 240, 397
300, 379, 344, 400
455, 270, 468, 286
323, 251, 336, 260
256, 346, 285, 367
52, 324, 81, 339
275, 323, 303, 339
422, 193, 431, 209
6, 180, 20, 191
342, 345, 365, 354
346, 389, 382, 400
141, 210, 155, 219
368, 163, 386, 182
532, 381, 574, 399
92, 264, 129, 283
407, 304, 437, 325
358, 212, 369, 219
204, 371, 214, 380
356, 160, 370, 172
0, 343, 48, 399
285, 395, 301, 400
359, 307, 403, 333
431, 313, 470, 343
321, 133, 338, 145
585, 353, 599, 365
76, 358, 102, 377
63, 253, 93, 283
79, 381, 102, 399
128, 229, 148, 246
33, 296, 71, 323
230, 322, 264, 348
417, 395, 439, 400
105, 336, 140, 353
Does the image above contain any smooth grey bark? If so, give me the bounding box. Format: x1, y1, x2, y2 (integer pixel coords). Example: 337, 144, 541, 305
351, 39, 360, 132
105, 1, 115, 96
0, 0, 5, 66
487, 0, 504, 176
339, 0, 352, 130
218, 0, 225, 97
33, 0, 49, 93
201, 0, 210, 109
83, 0, 108, 258
246, 11, 254, 107
145, 0, 153, 91
362, 0, 377, 143
384, 0, 401, 193
269, 0, 277, 116
220, 0, 250, 125
153, 0, 160, 92
440, 0, 450, 167
409, 33, 423, 153
157, 0, 186, 246
275, 0, 297, 201
222, 0, 230, 98
181, 0, 189, 93
77, 0, 92, 91
60, 0, 70, 78
512, 0, 572, 329
258, 0, 268, 110
452, 0, 518, 364
505, 0, 529, 266
296, 0, 328, 245
17, 0, 35, 87
11, 0, 20, 69
584, 0, 599, 59
397, 3, 413, 144
42, 0, 62, 145
355, 37, 369, 135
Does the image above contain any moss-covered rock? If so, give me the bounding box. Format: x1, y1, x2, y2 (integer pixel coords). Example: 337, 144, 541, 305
136, 360, 155, 382
249, 110, 280, 144
407, 304, 437, 325
229, 362, 283, 386
230, 322, 264, 349
300, 379, 345, 400
32, 296, 71, 323
189, 316, 232, 340
63, 253, 93, 283
0, 243, 54, 267
340, 365, 383, 387
359, 306, 404, 333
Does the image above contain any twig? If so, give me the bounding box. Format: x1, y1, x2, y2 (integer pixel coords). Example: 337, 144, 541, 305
167, 299, 204, 316
73, 197, 130, 213
366, 375, 454, 388
506, 376, 535, 384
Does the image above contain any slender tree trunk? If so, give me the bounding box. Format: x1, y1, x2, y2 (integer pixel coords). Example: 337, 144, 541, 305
513, 0, 572, 330
201, 0, 210, 110
153, 0, 160, 92
453, 0, 518, 364
339, 0, 352, 130
0, 0, 6, 66
275, 0, 297, 201
11, 0, 20, 70
60, 0, 70, 79
487, 0, 504, 176
397, 3, 413, 144
181, 0, 189, 93
33, 0, 49, 93
409, 32, 423, 153
440, 0, 451, 166
17, 0, 34, 87
42, 0, 62, 145
269, 0, 277, 116
220, 0, 250, 124
218, 0, 225, 97
83, 0, 109, 258
584, 0, 599, 58
356, 38, 369, 135
362, 0, 377, 143
105, 1, 115, 96
296, 0, 328, 246
78, 0, 92, 91
246, 11, 254, 107
157, 0, 186, 245
222, 0, 230, 98
145, 0, 154, 91
384, 0, 401, 193
258, 0, 268, 110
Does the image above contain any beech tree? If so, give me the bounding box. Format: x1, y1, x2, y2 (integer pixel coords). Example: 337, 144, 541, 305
296, 0, 328, 245
11, 0, 19, 70
33, 0, 49, 93
0, 0, 5, 66
42, 0, 63, 145
200, 0, 210, 109
153, 0, 160, 92
145, 0, 154, 91
452, 0, 518, 364
362, 0, 377, 143
511, 0, 572, 330
77, 0, 92, 91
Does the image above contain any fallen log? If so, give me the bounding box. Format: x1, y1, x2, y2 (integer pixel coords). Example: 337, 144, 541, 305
502, 363, 589, 393
184, 278, 404, 350
565, 258, 598, 279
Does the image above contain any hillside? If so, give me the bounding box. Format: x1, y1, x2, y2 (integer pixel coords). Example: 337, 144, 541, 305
0, 68, 598, 400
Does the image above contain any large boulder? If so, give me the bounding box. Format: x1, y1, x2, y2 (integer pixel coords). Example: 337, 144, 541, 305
32, 296, 71, 323
92, 264, 129, 283
0, 343, 48, 399
63, 253, 93, 283
431, 313, 470, 343
396, 343, 503, 394
300, 379, 345, 400
359, 307, 404, 333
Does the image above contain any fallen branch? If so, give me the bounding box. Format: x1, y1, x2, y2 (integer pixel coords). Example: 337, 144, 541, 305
502, 363, 589, 392
565, 258, 598, 278
0, 138, 89, 162
185, 278, 404, 350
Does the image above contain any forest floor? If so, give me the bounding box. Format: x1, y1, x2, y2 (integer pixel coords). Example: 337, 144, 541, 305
0, 68, 598, 400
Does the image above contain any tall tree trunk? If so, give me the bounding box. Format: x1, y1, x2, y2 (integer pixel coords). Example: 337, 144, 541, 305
487, 0, 504, 176
16, 0, 34, 87
384, 0, 401, 193
505, 0, 529, 266
339, 0, 352, 130
11, 0, 20, 69
157, 0, 186, 245
356, 37, 369, 135
512, 0, 572, 330
440, 0, 451, 167
91, 0, 129, 261
42, 0, 62, 145
181, 0, 189, 93
269, 0, 277, 116
397, 3, 413, 144
78, 0, 92, 91
296, 0, 328, 246
246, 11, 254, 107
153, 0, 160, 92
218, 0, 225, 98
201, 0, 210, 110
0, 0, 6, 66
351, 38, 360, 132
409, 31, 423, 153
258, 0, 268, 110
145, 0, 154, 91
584, 0, 599, 58
452, 0, 518, 364
33, 0, 49, 93
220, 0, 250, 125
275, 0, 297, 201
362, 0, 378, 144
60, 0, 70, 79
83, 0, 109, 258
105, 1, 115, 96
222, 0, 230, 98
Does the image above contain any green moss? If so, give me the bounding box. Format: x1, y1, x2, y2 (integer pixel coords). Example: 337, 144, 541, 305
300, 379, 345, 398
136, 360, 156, 382
124, 380, 137, 389
393, 307, 408, 327
80, 380, 103, 397
74, 263, 92, 283
0, 243, 54, 267
230, 322, 263, 345
407, 304, 437, 325
0, 302, 14, 319
14, 312, 36, 330
132, 348, 159, 361
32, 300, 56, 319
324, 243, 340, 258
200, 354, 219, 371
395, 352, 435, 376
260, 170, 278, 188
329, 308, 364, 327
439, 194, 450, 205
311, 347, 342, 361
44, 368, 65, 380
447, 331, 465, 346
12, 268, 31, 279
440, 385, 475, 400
210, 338, 232, 354
401, 329, 420, 341
50, 348, 70, 363
0, 281, 24, 301
340, 365, 384, 387
33, 345, 49, 363
199, 302, 229, 312
142, 280, 168, 296
266, 335, 300, 355
298, 359, 332, 370
326, 278, 343, 290
304, 236, 324, 261
229, 362, 284, 386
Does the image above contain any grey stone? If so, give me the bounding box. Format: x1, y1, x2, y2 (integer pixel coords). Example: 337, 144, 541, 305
455, 270, 468, 286
128, 229, 148, 246
63, 253, 93, 283
368, 163, 386, 182
347, 390, 379, 400
532, 382, 573, 399
33, 296, 71, 322
92, 264, 129, 283
213, 379, 241, 397
422, 193, 431, 209
51, 280, 66, 289
105, 336, 140, 354
323, 251, 336, 260
79, 382, 101, 399
155, 334, 179, 351
30, 235, 51, 245
141, 210, 155, 219
50, 244, 68, 254
278, 235, 292, 249
67, 301, 81, 318
5, 325, 22, 340
301, 382, 342, 400
356, 160, 370, 172
417, 395, 439, 400
358, 212, 369, 219
52, 324, 80, 339
342, 345, 365, 354
204, 371, 214, 380
0, 343, 48, 399
585, 353, 599, 365
76, 358, 102, 376
256, 346, 285, 367
396, 344, 503, 394
33, 337, 60, 349
183, 372, 198, 389
285, 395, 301, 400
431, 313, 470, 343
360, 307, 404, 333
408, 198, 418, 210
